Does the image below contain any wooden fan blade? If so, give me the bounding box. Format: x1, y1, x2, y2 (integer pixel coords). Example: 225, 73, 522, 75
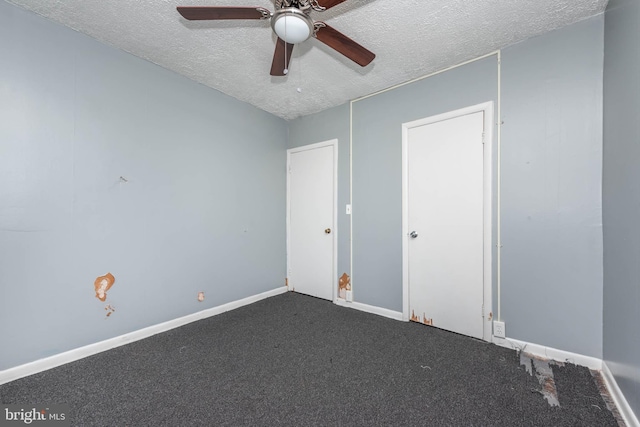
315, 0, 348, 9
177, 6, 270, 20
270, 38, 294, 76
314, 24, 375, 67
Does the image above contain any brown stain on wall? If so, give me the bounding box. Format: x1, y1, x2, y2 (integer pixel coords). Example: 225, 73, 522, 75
338, 273, 351, 299
94, 273, 115, 302
339, 273, 351, 290
410, 310, 433, 326
422, 315, 433, 326
104, 304, 115, 318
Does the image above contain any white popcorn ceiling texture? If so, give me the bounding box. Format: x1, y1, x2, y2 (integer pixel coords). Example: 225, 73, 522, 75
7, 0, 607, 120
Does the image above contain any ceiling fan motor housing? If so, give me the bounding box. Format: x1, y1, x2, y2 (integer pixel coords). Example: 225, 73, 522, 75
271, 7, 315, 44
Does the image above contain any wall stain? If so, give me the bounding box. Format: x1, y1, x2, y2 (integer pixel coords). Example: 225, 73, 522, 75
104, 304, 115, 318
422, 315, 433, 326
94, 273, 115, 302
410, 310, 433, 326
338, 273, 351, 299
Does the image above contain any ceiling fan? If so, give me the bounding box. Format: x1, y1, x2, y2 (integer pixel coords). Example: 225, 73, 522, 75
177, 0, 375, 76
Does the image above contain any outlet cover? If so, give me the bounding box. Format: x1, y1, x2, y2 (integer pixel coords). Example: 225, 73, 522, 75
346, 290, 353, 302
493, 321, 505, 338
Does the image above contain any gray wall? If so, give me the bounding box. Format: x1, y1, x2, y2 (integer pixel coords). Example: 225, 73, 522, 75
287, 103, 351, 279
0, 1, 287, 370
603, 0, 640, 418
348, 16, 604, 358
501, 17, 604, 358
0, 0, 611, 377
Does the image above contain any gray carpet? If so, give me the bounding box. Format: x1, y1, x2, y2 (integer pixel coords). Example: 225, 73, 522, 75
1, 292, 618, 426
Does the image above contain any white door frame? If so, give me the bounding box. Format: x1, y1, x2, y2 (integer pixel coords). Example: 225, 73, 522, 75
286, 139, 339, 302
401, 102, 493, 341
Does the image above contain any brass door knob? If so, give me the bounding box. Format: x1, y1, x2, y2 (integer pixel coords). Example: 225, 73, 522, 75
325, 228, 331, 234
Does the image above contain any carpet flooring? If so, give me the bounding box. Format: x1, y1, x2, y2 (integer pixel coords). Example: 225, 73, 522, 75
1, 292, 618, 426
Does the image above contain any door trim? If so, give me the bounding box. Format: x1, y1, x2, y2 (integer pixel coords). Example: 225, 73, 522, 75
401, 102, 493, 341
286, 139, 338, 302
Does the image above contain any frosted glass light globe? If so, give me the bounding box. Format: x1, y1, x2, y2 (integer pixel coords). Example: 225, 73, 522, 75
272, 9, 313, 44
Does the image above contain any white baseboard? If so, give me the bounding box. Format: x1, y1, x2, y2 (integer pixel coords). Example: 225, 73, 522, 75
602, 361, 640, 427
334, 299, 404, 321
0, 286, 288, 385
492, 336, 603, 370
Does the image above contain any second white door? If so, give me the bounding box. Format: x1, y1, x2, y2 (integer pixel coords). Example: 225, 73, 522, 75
287, 141, 336, 301
404, 109, 487, 339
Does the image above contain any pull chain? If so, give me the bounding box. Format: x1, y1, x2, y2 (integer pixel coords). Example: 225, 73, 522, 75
283, 17, 289, 75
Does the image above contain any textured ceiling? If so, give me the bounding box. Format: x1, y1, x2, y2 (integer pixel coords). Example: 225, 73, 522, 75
6, 0, 607, 120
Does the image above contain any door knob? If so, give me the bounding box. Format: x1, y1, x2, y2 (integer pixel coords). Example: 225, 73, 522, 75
325, 228, 331, 234
409, 231, 418, 238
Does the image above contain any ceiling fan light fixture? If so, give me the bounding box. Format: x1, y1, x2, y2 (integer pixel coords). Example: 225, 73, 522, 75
271, 8, 313, 44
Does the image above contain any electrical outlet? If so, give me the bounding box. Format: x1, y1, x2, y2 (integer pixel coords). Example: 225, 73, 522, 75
493, 321, 505, 338
346, 290, 353, 302
346, 204, 352, 215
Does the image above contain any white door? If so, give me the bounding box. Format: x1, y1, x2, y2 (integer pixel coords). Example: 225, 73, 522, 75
403, 107, 489, 340
287, 141, 336, 301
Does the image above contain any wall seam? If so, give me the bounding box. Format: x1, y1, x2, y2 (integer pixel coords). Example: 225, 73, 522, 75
497, 50, 503, 321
